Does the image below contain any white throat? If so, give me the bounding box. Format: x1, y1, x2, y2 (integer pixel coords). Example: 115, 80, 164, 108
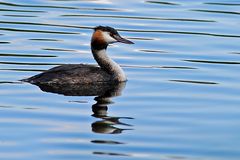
92, 49, 126, 82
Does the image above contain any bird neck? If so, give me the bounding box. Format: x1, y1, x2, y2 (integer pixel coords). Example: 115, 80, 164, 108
91, 46, 126, 82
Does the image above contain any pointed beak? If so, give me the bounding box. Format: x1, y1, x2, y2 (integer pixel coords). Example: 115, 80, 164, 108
113, 34, 134, 44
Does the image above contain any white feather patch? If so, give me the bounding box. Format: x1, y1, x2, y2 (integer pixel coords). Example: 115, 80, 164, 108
102, 32, 117, 44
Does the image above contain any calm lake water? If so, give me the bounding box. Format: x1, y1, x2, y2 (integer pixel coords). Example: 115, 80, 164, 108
0, 0, 240, 159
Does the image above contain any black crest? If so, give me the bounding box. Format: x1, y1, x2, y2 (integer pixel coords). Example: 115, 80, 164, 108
94, 26, 118, 35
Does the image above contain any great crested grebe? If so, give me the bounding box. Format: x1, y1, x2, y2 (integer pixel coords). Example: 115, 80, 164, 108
23, 26, 134, 84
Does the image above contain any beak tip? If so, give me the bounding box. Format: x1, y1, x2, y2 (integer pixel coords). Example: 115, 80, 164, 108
122, 39, 135, 44
114, 35, 134, 44
123, 41, 134, 44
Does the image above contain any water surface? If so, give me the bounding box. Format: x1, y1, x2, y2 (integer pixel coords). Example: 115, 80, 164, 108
0, 0, 240, 160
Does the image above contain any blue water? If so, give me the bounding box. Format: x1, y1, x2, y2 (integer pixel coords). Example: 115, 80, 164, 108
0, 0, 240, 159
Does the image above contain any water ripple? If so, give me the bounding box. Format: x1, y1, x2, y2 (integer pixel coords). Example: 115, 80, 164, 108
61, 14, 216, 22
123, 65, 197, 70
121, 29, 240, 38
3, 14, 38, 17
0, 8, 44, 13
42, 48, 77, 52
0, 61, 61, 66
0, 1, 78, 9
29, 38, 61, 41
0, 27, 78, 34
0, 1, 129, 12
145, 1, 180, 6
192, 9, 240, 15
0, 20, 91, 30
0, 53, 56, 58
205, 2, 240, 6
0, 42, 10, 44
185, 59, 240, 65
0, 69, 45, 72
139, 49, 169, 53
170, 80, 218, 85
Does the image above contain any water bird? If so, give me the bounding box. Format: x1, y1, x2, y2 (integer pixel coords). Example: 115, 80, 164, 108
23, 26, 134, 85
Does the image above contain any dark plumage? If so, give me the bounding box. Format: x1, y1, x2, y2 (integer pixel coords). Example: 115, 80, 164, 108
23, 64, 114, 84
94, 26, 118, 35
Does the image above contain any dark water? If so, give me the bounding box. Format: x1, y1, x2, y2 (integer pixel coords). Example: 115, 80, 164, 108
1, 0, 240, 159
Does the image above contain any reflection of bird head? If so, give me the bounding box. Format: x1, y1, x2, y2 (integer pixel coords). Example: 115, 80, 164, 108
91, 121, 125, 134
91, 116, 133, 134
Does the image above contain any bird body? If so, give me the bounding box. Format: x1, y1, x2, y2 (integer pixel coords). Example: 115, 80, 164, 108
22, 26, 134, 85
25, 64, 112, 84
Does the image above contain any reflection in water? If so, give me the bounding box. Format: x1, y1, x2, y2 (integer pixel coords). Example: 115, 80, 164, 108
93, 151, 130, 157
26, 81, 133, 156
92, 103, 133, 134
29, 81, 133, 134
91, 140, 124, 145
92, 92, 133, 134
